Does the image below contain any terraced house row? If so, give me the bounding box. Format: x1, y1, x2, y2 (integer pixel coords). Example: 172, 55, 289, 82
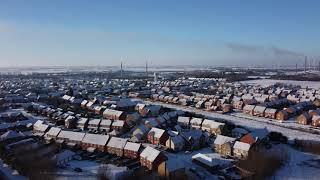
33, 120, 167, 171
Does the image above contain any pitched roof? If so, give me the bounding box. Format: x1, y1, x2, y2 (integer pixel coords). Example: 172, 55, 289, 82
77, 118, 89, 124
181, 129, 203, 140
88, 119, 101, 125
140, 146, 161, 162
107, 137, 127, 149
103, 109, 124, 118
312, 115, 320, 120
190, 117, 203, 124
33, 121, 49, 132
0, 130, 23, 140
82, 133, 109, 146
265, 108, 277, 114
214, 135, 236, 145
112, 120, 124, 127
168, 135, 185, 145
45, 127, 61, 137
202, 119, 225, 128
57, 130, 85, 142
148, 127, 166, 138
177, 116, 190, 123
233, 141, 251, 151
192, 153, 232, 167
243, 105, 255, 111
254, 106, 267, 112
100, 119, 112, 126
124, 142, 141, 152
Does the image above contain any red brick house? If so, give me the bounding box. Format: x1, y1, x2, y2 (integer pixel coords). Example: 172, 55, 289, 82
147, 127, 169, 145
123, 142, 142, 159
297, 112, 312, 125
276, 110, 289, 121
140, 146, 167, 170
106, 137, 127, 157
312, 115, 320, 127
264, 108, 277, 119
81, 134, 110, 152
103, 109, 126, 120
243, 105, 255, 115
253, 106, 266, 117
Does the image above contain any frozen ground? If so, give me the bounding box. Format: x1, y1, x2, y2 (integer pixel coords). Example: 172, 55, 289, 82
166, 139, 320, 180
241, 79, 320, 89
55, 160, 99, 180
144, 100, 320, 142
273, 144, 320, 180
0, 160, 27, 180
55, 160, 130, 180
165, 147, 220, 180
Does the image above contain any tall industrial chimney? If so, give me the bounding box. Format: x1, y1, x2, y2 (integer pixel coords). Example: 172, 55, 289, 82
120, 61, 123, 79
146, 61, 148, 78
304, 56, 307, 73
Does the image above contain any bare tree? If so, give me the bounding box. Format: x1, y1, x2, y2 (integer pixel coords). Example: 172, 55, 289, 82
236, 147, 289, 179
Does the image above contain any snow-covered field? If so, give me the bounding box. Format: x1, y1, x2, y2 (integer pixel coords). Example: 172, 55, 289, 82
241, 79, 320, 89
55, 160, 99, 180
167, 136, 320, 180
55, 160, 130, 180
0, 160, 27, 180
165, 147, 217, 179
274, 144, 320, 180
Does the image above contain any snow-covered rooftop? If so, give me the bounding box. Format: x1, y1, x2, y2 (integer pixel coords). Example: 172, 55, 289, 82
82, 133, 109, 146
45, 127, 61, 137
57, 130, 85, 142
148, 127, 165, 138
107, 137, 127, 149
202, 119, 225, 128
124, 142, 141, 152
214, 135, 236, 145
233, 141, 251, 151
140, 146, 161, 162
88, 119, 101, 125
192, 153, 233, 167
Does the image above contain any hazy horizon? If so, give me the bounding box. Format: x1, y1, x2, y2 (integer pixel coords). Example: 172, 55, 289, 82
0, 0, 319, 67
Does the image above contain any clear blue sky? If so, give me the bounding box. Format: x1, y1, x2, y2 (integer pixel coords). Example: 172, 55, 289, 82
0, 0, 319, 67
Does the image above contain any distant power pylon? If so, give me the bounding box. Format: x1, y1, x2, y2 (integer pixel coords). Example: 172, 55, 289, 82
120, 61, 123, 79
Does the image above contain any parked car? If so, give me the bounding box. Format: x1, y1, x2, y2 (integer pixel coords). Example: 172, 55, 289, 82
74, 167, 83, 172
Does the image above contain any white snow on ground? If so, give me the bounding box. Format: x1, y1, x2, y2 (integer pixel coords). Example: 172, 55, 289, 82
144, 100, 320, 142
0, 160, 27, 180
68, 160, 101, 174
273, 144, 320, 180
241, 79, 320, 89
285, 70, 320, 76
56, 160, 130, 180
55, 160, 99, 180
165, 147, 220, 180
